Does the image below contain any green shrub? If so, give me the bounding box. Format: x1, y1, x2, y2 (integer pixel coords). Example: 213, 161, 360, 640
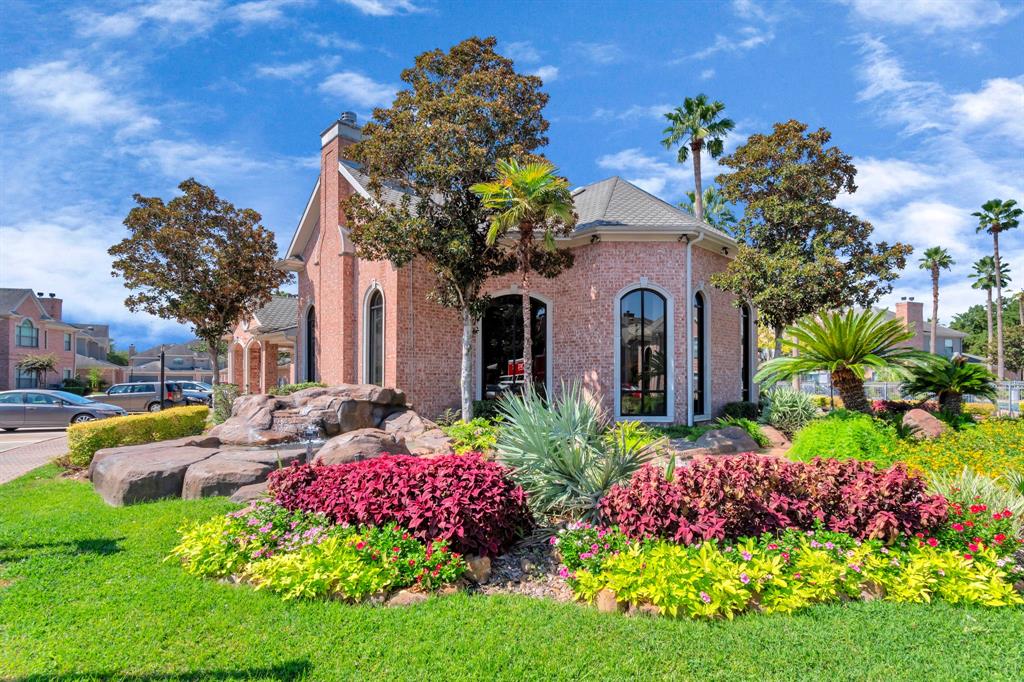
602, 421, 664, 451
715, 416, 770, 448
268, 381, 326, 396
441, 417, 502, 454
788, 410, 899, 465
810, 395, 844, 411
472, 399, 501, 421
722, 401, 759, 420
211, 383, 240, 424
761, 388, 817, 437
496, 382, 660, 521
66, 405, 209, 468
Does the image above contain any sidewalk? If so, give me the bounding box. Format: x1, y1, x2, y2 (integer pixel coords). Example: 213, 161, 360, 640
0, 435, 68, 484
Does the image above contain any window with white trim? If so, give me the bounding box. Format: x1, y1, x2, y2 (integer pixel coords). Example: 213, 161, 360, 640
16, 319, 38, 347
619, 288, 668, 417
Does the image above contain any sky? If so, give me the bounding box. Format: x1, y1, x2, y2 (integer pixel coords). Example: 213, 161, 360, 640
1, 0, 1022, 350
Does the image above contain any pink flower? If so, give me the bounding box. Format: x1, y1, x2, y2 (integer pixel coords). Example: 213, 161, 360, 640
741, 551, 752, 561
740, 572, 750, 584
926, 537, 938, 547
355, 541, 366, 550
590, 543, 599, 552
952, 523, 964, 532
549, 536, 558, 546
700, 591, 712, 603
767, 543, 779, 550
558, 566, 569, 578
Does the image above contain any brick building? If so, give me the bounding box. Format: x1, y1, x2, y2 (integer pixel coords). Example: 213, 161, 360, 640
224, 294, 298, 393
278, 114, 755, 424
0, 289, 79, 390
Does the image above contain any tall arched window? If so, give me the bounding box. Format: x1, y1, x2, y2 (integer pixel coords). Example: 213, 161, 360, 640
693, 292, 707, 416
305, 306, 316, 382
741, 304, 753, 402
366, 289, 384, 386
16, 319, 38, 347
480, 294, 547, 399
619, 288, 667, 417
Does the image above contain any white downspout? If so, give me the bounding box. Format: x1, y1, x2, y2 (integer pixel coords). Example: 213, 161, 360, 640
685, 231, 704, 427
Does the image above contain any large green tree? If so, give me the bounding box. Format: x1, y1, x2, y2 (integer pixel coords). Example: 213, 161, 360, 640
918, 246, 954, 354
661, 94, 734, 222
109, 179, 289, 410
472, 159, 576, 390
711, 120, 913, 354
973, 198, 1022, 379
344, 36, 553, 420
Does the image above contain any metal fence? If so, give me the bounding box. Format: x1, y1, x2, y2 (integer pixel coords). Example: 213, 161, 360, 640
792, 378, 1024, 417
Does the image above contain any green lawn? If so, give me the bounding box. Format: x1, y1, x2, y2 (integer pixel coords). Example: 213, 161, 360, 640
2, 467, 1022, 681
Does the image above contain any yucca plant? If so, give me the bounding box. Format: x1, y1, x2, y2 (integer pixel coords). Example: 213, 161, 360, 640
901, 355, 998, 416
496, 382, 661, 522
760, 387, 817, 438
755, 309, 933, 414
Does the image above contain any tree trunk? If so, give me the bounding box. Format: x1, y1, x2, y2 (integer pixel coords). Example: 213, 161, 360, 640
691, 141, 704, 222
460, 307, 474, 421
832, 368, 869, 414
773, 326, 784, 358
930, 265, 939, 355
208, 345, 221, 415
993, 230, 1005, 379
939, 391, 962, 416
518, 228, 534, 392
986, 290, 994, 372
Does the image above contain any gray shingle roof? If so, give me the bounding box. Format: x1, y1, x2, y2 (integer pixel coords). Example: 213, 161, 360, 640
0, 288, 31, 314
341, 160, 417, 207
254, 295, 297, 333
571, 176, 709, 232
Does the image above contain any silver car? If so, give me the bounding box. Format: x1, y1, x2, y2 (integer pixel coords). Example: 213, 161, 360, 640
99, 382, 186, 413
0, 390, 127, 431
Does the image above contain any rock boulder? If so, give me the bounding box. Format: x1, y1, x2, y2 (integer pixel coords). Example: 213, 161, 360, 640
694, 426, 760, 454
182, 457, 274, 500
902, 409, 948, 439
313, 428, 410, 465
91, 445, 218, 506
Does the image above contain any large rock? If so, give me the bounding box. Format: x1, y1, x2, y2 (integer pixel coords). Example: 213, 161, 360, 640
182, 456, 274, 500
694, 426, 759, 454
91, 446, 218, 506
313, 428, 411, 465
903, 409, 949, 439
229, 481, 270, 504
88, 436, 209, 478
382, 409, 451, 456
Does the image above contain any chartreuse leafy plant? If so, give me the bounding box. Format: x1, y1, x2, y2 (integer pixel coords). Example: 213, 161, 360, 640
441, 417, 503, 454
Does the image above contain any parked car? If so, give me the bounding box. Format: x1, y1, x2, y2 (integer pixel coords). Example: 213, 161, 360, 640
178, 381, 213, 406
0, 390, 127, 430
97, 382, 185, 413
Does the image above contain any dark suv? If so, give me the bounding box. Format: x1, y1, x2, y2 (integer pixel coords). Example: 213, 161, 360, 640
99, 382, 185, 413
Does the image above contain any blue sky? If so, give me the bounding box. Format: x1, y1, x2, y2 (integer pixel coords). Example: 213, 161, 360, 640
1, 0, 1022, 349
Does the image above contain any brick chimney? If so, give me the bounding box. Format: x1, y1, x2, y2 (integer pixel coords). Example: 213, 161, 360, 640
37, 292, 62, 320
894, 297, 925, 350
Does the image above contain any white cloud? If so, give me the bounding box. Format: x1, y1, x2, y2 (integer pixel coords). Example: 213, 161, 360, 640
836, 158, 941, 212
73, 10, 142, 38
336, 0, 422, 16
844, 0, 1015, 31
138, 0, 223, 25
306, 33, 363, 50
700, 68, 716, 80
70, 0, 307, 39
532, 65, 559, 82
1, 60, 157, 135
856, 35, 947, 135
319, 71, 396, 108
505, 41, 541, 64
952, 77, 1024, 138
690, 25, 774, 60
256, 61, 317, 79
571, 42, 623, 65
230, 0, 309, 25
592, 103, 674, 121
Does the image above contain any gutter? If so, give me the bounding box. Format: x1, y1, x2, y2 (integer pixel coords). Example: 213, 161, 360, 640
685, 231, 704, 427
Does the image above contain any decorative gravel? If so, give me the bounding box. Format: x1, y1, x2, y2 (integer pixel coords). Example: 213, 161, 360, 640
474, 532, 574, 602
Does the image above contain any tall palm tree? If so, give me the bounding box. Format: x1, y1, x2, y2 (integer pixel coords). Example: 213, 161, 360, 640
753, 309, 932, 414
661, 94, 735, 222
680, 186, 737, 233
472, 159, 576, 390
973, 198, 1022, 379
918, 246, 955, 354
968, 256, 1011, 370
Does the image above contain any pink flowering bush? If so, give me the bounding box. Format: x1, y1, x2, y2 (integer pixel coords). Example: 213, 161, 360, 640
268, 454, 533, 557
600, 454, 948, 544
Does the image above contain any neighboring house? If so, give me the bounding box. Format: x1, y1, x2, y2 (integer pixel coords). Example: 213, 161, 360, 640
0, 289, 78, 389
278, 114, 755, 423
223, 294, 298, 393
128, 342, 223, 383
71, 323, 128, 385
891, 298, 966, 358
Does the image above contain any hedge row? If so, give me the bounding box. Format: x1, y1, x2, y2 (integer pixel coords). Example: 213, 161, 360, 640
66, 405, 209, 468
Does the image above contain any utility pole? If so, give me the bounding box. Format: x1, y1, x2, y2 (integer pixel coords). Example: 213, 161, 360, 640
158, 346, 166, 410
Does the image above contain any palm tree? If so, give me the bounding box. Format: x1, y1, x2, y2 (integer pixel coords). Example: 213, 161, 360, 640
973, 198, 1022, 379
680, 187, 737, 233
754, 309, 932, 414
918, 246, 955, 354
472, 159, 576, 390
16, 353, 57, 388
968, 256, 1011, 371
661, 94, 735, 222
901, 355, 997, 416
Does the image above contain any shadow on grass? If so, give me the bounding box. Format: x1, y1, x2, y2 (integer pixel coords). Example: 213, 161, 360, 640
0, 536, 124, 561
12, 659, 312, 681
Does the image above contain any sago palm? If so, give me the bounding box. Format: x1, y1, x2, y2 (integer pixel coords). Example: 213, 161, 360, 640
901, 355, 997, 416
472, 159, 575, 389
754, 309, 932, 414
680, 186, 737, 232
661, 94, 734, 222
973, 198, 1022, 379
918, 246, 954, 354
968, 256, 1011, 369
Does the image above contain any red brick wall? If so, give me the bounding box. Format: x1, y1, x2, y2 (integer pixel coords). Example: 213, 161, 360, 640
0, 296, 76, 390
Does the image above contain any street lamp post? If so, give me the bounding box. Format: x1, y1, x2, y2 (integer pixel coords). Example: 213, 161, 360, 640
158, 345, 166, 410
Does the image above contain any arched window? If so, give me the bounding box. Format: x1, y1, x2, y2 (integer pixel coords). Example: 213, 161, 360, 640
619, 288, 667, 417
16, 319, 38, 348
480, 294, 547, 399
693, 292, 707, 416
741, 304, 753, 402
305, 306, 316, 382
366, 289, 384, 386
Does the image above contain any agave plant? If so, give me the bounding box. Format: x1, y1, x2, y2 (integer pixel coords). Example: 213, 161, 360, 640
760, 387, 817, 438
755, 309, 932, 414
901, 355, 998, 416
495, 382, 662, 522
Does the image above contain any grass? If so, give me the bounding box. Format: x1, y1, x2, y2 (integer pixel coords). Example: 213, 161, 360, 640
2, 467, 1023, 681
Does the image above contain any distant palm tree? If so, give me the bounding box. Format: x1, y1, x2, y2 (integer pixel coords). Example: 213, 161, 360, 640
661, 94, 735, 222
968, 256, 1011, 371
901, 355, 997, 416
918, 246, 955, 354
754, 309, 931, 414
973, 198, 1022, 379
680, 187, 737, 232
472, 159, 576, 389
